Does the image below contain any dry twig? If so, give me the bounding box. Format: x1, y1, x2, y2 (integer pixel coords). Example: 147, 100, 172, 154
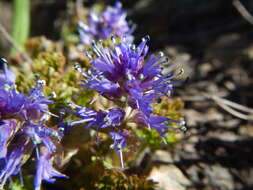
181, 92, 253, 121
0, 22, 33, 64
215, 101, 252, 120
75, 0, 84, 20
233, 0, 253, 25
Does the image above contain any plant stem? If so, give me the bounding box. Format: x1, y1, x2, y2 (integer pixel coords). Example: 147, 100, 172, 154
11, 0, 30, 55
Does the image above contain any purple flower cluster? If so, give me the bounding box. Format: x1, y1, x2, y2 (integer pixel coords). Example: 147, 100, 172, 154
0, 58, 66, 190
78, 2, 134, 45
70, 36, 183, 167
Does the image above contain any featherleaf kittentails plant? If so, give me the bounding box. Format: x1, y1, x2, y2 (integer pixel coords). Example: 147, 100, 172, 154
68, 36, 186, 168
0, 58, 66, 190
0, 1, 186, 189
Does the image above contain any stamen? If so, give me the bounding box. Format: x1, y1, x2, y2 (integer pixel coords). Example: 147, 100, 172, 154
165, 57, 171, 63
122, 35, 127, 43
59, 109, 66, 116
89, 93, 99, 104
154, 76, 160, 80
180, 119, 186, 126
104, 48, 113, 64
173, 68, 184, 78
0, 58, 8, 79
73, 63, 83, 74
144, 89, 155, 95
35, 147, 40, 159
180, 126, 187, 132
32, 133, 42, 145
117, 2, 122, 8
126, 74, 134, 80
40, 113, 49, 121
111, 35, 116, 44
44, 111, 59, 118
66, 101, 77, 108
178, 68, 184, 75
58, 127, 65, 133
84, 50, 93, 60
162, 137, 167, 145
87, 69, 92, 75
147, 123, 151, 130
103, 116, 112, 124
120, 96, 127, 102
158, 51, 164, 58
130, 44, 136, 51
118, 149, 124, 169
36, 79, 46, 87
0, 57, 8, 64
19, 170, 24, 187
84, 111, 97, 116
166, 90, 172, 97
49, 92, 56, 99
3, 84, 11, 91
139, 73, 145, 80
91, 41, 103, 57
70, 118, 95, 126
142, 35, 150, 42
78, 21, 89, 31
73, 63, 80, 70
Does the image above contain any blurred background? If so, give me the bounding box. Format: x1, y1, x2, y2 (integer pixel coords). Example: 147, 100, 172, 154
0, 0, 253, 190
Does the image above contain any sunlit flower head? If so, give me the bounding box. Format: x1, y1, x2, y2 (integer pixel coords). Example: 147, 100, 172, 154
70, 36, 185, 167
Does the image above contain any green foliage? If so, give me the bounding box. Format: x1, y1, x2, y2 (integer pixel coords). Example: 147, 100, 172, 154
61, 21, 79, 46
8, 182, 25, 190
153, 98, 184, 121
135, 128, 178, 149
95, 169, 157, 190
24, 37, 59, 60
135, 98, 184, 149
7, 174, 33, 190
16, 48, 92, 104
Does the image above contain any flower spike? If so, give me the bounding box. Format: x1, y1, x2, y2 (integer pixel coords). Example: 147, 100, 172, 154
69, 35, 184, 168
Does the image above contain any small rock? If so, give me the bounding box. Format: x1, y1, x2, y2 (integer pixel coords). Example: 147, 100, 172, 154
216, 119, 240, 129
205, 165, 234, 190
183, 108, 223, 127
148, 165, 191, 190
239, 125, 253, 137
208, 131, 240, 142
152, 150, 174, 163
